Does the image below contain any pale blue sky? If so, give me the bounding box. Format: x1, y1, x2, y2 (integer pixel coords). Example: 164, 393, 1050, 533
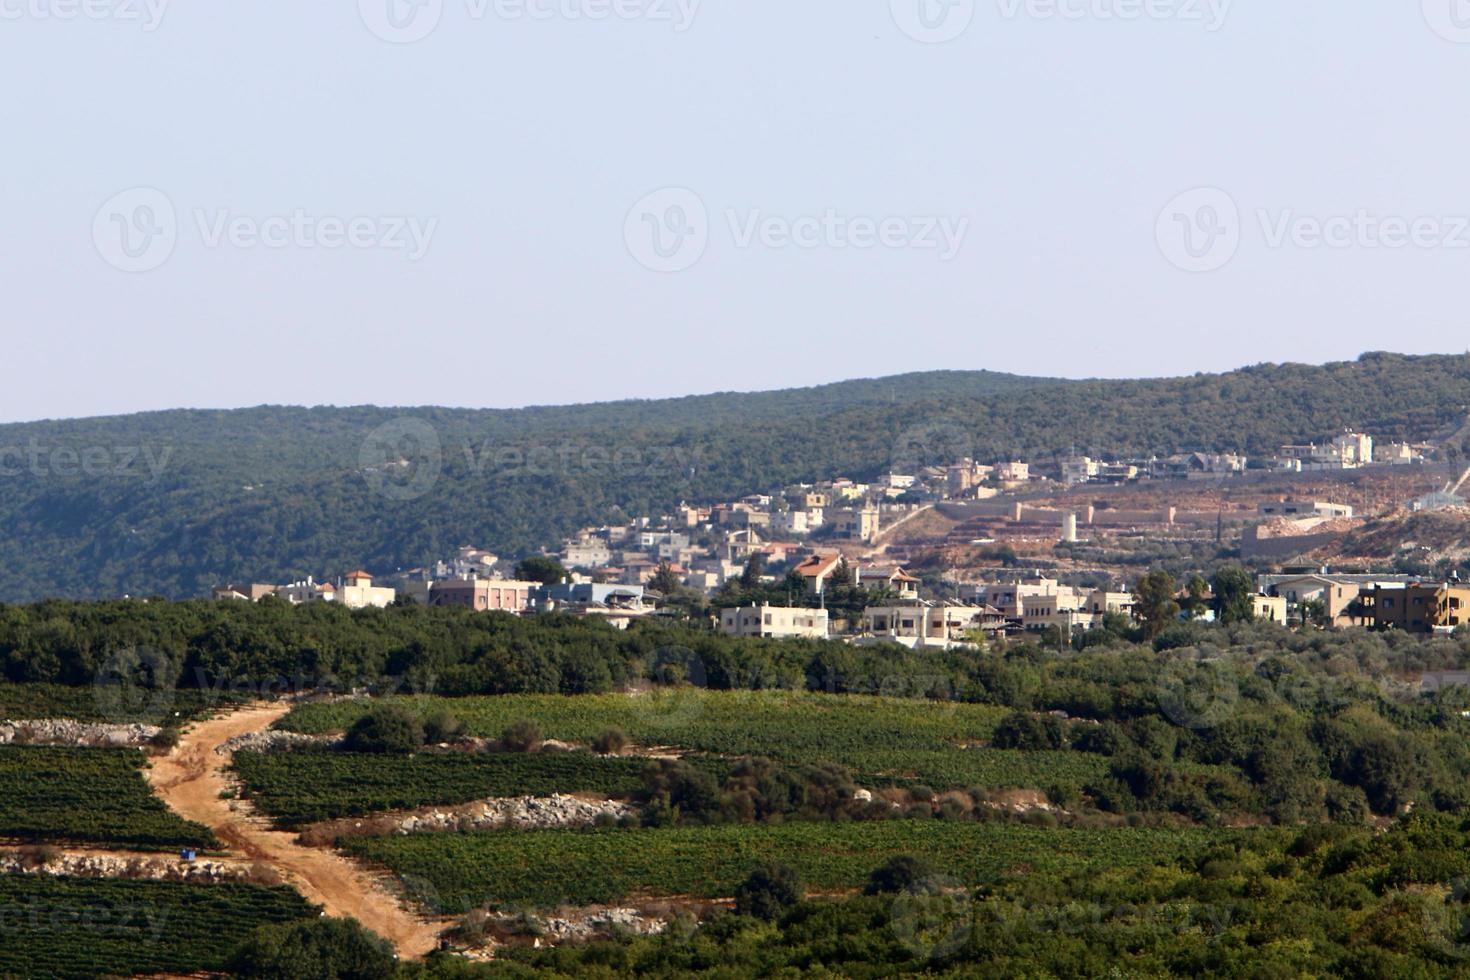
3, 2, 1469, 423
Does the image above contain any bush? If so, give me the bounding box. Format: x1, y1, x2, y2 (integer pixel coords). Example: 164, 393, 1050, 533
734, 862, 803, 921
501, 719, 543, 753
344, 706, 425, 755
422, 710, 464, 745
227, 917, 395, 980
149, 728, 181, 751
863, 855, 937, 895
592, 728, 629, 755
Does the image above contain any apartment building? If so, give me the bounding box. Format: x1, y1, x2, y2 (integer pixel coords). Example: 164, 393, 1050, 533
428, 578, 536, 613
718, 604, 829, 640
1364, 584, 1470, 634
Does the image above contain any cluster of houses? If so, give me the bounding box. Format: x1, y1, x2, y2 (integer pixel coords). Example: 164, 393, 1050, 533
1057, 431, 1427, 488
1257, 569, 1470, 635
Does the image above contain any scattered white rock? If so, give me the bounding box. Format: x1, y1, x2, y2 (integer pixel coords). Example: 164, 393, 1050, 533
219, 730, 338, 755
0, 719, 160, 748
393, 795, 634, 835
0, 850, 253, 883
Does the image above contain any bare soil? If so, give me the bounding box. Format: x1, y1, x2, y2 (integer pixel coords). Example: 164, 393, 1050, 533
144, 703, 451, 959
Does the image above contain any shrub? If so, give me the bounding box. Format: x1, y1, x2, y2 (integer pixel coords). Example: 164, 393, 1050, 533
423, 711, 464, 745
592, 728, 629, 755
149, 728, 180, 751
345, 706, 425, 755
227, 917, 395, 980
501, 720, 543, 753
734, 863, 803, 921
863, 855, 937, 895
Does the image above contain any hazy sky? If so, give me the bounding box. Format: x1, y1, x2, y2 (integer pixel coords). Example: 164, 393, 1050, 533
3, 2, 1469, 423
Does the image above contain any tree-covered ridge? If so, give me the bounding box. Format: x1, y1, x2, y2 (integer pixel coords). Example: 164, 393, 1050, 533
2, 352, 1468, 600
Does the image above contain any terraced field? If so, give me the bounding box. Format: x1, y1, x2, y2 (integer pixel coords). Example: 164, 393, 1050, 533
0, 874, 316, 979
234, 748, 730, 826
343, 822, 1281, 912
0, 746, 218, 850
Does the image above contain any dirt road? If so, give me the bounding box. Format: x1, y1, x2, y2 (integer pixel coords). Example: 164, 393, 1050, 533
145, 703, 449, 959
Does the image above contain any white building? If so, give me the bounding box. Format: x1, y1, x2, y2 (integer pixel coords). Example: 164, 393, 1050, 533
718, 605, 829, 640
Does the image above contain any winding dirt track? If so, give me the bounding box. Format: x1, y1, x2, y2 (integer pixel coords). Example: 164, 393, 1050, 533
144, 703, 449, 959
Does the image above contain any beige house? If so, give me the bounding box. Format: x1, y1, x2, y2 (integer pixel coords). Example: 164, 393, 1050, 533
719, 605, 829, 640
335, 571, 396, 610
862, 603, 993, 650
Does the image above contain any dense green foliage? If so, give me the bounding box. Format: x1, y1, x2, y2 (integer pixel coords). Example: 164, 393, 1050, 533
228, 916, 397, 980
0, 874, 315, 979
4, 353, 1468, 601
342, 821, 1265, 913
0, 746, 218, 850
411, 813, 1470, 978
0, 599, 978, 702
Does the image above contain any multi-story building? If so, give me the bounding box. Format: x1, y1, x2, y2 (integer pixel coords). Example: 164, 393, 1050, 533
718, 605, 829, 640
428, 578, 536, 613
1364, 584, 1470, 634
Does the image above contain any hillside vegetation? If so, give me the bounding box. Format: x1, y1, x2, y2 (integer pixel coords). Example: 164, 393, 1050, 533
2, 352, 1468, 600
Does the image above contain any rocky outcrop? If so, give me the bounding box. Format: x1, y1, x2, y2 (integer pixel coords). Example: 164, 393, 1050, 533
218, 730, 338, 755
0, 719, 160, 747
396, 795, 635, 834
0, 849, 258, 883
534, 907, 668, 943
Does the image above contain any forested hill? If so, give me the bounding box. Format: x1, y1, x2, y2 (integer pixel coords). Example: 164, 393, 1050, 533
2, 352, 1468, 602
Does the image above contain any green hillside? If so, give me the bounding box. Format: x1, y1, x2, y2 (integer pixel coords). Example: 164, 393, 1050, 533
0, 352, 1467, 601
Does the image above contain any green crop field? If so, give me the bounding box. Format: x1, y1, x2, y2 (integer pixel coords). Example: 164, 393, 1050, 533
233, 748, 735, 826
0, 746, 218, 851
0, 873, 316, 979
279, 691, 1011, 765
0, 681, 228, 726
343, 822, 1279, 913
